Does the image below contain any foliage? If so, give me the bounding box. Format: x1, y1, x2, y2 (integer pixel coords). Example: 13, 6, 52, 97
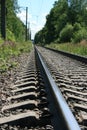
59, 24, 73, 42
34, 0, 87, 45
53, 0, 68, 38
0, 41, 32, 72
6, 0, 25, 41
0, 0, 25, 41
46, 42, 87, 56
72, 27, 87, 43
73, 22, 82, 32
0, 35, 4, 45
6, 28, 16, 42
34, 0, 68, 44
0, 0, 32, 72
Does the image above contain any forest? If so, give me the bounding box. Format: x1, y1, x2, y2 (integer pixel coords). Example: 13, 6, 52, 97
0, 0, 27, 42
34, 0, 87, 45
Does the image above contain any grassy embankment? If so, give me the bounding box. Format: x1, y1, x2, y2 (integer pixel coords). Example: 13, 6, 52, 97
0, 39, 32, 72
46, 40, 87, 57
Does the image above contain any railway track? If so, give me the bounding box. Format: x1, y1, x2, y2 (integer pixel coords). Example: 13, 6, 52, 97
0, 46, 85, 130
37, 46, 87, 130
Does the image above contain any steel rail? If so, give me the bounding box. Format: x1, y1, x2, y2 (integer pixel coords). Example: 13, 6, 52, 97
45, 47, 87, 64
35, 47, 81, 130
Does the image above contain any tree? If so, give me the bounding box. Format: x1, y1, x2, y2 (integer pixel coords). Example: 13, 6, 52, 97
34, 0, 87, 44
68, 0, 87, 11
6, 0, 25, 41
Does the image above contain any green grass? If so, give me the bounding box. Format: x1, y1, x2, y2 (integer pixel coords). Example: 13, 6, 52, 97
0, 40, 32, 72
0, 36, 4, 45
46, 41, 87, 57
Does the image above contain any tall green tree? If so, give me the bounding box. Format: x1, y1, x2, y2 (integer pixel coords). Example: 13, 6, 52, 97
5, 0, 25, 41
34, 0, 69, 44
34, 0, 87, 44
53, 0, 68, 37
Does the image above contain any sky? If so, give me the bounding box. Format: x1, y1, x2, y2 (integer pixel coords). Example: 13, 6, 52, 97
17, 0, 56, 39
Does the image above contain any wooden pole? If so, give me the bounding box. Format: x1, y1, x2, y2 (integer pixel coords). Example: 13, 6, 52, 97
1, 0, 6, 39
25, 7, 28, 41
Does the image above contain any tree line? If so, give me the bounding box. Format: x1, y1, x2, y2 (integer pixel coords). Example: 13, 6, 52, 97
0, 0, 29, 42
6, 0, 25, 41
34, 0, 87, 45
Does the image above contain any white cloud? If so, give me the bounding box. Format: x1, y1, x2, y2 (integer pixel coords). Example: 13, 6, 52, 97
17, 10, 32, 24
31, 20, 37, 26
17, 11, 26, 23
16, 10, 48, 39
30, 22, 42, 39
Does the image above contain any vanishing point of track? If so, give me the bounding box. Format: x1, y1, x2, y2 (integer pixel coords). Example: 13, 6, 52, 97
0, 46, 87, 130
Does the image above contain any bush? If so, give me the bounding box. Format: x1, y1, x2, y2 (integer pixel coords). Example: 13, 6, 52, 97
73, 22, 82, 32
59, 24, 73, 42
0, 35, 4, 44
6, 28, 16, 42
72, 27, 87, 43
